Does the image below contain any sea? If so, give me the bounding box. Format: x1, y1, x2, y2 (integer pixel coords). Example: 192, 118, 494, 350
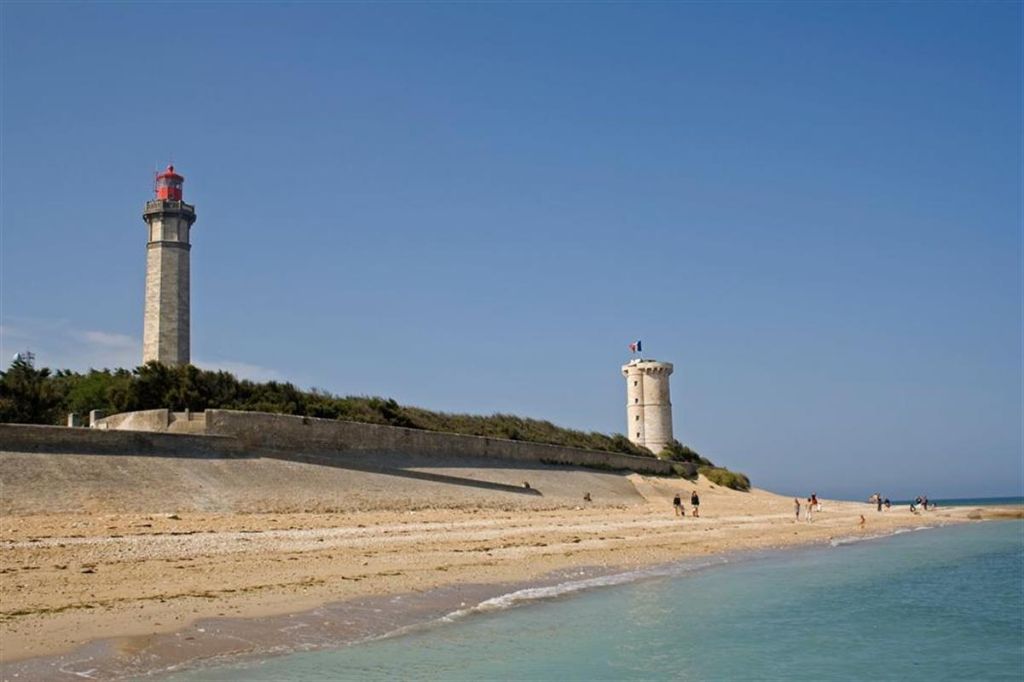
161, 513, 1023, 681
893, 496, 1024, 508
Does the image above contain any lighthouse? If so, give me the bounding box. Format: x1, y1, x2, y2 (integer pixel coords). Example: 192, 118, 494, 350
622, 358, 675, 453
142, 165, 196, 366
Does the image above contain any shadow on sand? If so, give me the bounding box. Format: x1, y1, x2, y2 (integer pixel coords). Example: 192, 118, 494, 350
263, 451, 545, 496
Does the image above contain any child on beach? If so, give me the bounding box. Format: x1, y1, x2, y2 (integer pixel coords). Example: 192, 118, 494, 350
794, 498, 801, 522
673, 494, 683, 517
690, 491, 700, 518
805, 497, 814, 522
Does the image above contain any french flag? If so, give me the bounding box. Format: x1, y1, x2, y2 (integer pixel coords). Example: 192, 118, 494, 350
629, 340, 642, 353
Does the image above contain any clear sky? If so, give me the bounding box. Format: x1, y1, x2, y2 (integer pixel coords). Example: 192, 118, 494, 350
2, 2, 1020, 500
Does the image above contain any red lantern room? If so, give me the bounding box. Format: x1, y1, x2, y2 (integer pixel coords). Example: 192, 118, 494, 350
154, 165, 184, 201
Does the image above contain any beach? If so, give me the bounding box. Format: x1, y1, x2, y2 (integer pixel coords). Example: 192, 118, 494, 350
159, 519, 1023, 681
2, 455, 1017, 679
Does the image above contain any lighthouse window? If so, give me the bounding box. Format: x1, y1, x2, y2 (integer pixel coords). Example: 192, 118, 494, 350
633, 381, 638, 387
634, 398, 638, 404
634, 415, 639, 421
636, 432, 640, 438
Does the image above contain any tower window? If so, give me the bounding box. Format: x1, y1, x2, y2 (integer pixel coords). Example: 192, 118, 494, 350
636, 432, 640, 438
634, 398, 638, 403
635, 415, 639, 421
633, 381, 638, 387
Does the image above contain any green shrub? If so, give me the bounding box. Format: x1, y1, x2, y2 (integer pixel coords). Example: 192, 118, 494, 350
658, 440, 712, 465
698, 466, 751, 492
671, 462, 699, 480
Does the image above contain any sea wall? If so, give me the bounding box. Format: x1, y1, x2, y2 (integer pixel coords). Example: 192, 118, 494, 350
0, 413, 673, 475
0, 423, 245, 458
205, 410, 673, 475
94, 409, 207, 434
94, 409, 171, 431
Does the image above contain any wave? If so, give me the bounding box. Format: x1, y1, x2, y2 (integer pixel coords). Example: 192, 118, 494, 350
829, 524, 937, 547
366, 557, 730, 644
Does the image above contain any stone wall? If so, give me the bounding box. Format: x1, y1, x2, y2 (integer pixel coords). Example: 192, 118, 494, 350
0, 424, 245, 458
94, 409, 171, 431
94, 409, 207, 434
3, 411, 673, 475
205, 410, 673, 475
168, 411, 207, 434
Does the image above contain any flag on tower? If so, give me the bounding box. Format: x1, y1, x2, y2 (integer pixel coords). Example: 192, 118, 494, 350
629, 340, 642, 353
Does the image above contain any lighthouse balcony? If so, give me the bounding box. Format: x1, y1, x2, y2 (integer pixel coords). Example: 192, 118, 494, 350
144, 199, 196, 216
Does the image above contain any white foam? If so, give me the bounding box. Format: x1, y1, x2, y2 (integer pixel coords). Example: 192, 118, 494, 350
363, 557, 729, 644
829, 525, 936, 547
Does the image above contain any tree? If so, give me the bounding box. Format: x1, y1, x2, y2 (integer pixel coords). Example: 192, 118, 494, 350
0, 359, 62, 424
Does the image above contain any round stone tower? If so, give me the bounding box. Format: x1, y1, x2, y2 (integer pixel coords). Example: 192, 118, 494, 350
621, 358, 674, 453
142, 165, 197, 366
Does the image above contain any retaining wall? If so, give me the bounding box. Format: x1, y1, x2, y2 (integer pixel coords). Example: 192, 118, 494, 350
0, 424, 245, 458
94, 409, 170, 431
1, 413, 674, 476
94, 409, 207, 434
205, 410, 673, 475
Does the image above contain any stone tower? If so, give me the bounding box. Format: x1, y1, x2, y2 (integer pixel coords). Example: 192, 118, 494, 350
142, 165, 196, 366
622, 358, 674, 453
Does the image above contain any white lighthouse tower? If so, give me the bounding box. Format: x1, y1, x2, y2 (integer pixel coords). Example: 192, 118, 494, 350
622, 358, 675, 453
142, 165, 196, 366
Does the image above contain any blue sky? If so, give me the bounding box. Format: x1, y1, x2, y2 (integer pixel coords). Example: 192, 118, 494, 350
2, 2, 1020, 500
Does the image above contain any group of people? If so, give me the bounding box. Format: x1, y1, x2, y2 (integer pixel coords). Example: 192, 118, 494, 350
793, 493, 822, 522
868, 492, 934, 513
910, 496, 933, 512
869, 493, 892, 511
672, 491, 700, 517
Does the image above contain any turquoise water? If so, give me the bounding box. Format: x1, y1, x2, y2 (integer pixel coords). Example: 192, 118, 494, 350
168, 521, 1023, 681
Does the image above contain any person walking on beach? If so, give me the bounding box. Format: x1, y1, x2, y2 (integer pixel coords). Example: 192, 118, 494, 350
805, 497, 814, 522
690, 491, 700, 518
811, 493, 820, 512
794, 498, 801, 522
673, 493, 683, 517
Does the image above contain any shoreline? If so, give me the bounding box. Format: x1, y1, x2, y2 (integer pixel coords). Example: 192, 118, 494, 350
2, 484, 1019, 680
0, 525, 949, 682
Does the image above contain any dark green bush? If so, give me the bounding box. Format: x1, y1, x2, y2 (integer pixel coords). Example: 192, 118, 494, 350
699, 466, 751, 492
658, 440, 712, 465
671, 462, 699, 480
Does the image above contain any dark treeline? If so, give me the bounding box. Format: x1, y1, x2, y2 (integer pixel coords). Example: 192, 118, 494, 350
0, 359, 653, 456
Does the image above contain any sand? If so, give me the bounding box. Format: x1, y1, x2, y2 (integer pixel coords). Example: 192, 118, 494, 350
0, 450, 1018, 678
